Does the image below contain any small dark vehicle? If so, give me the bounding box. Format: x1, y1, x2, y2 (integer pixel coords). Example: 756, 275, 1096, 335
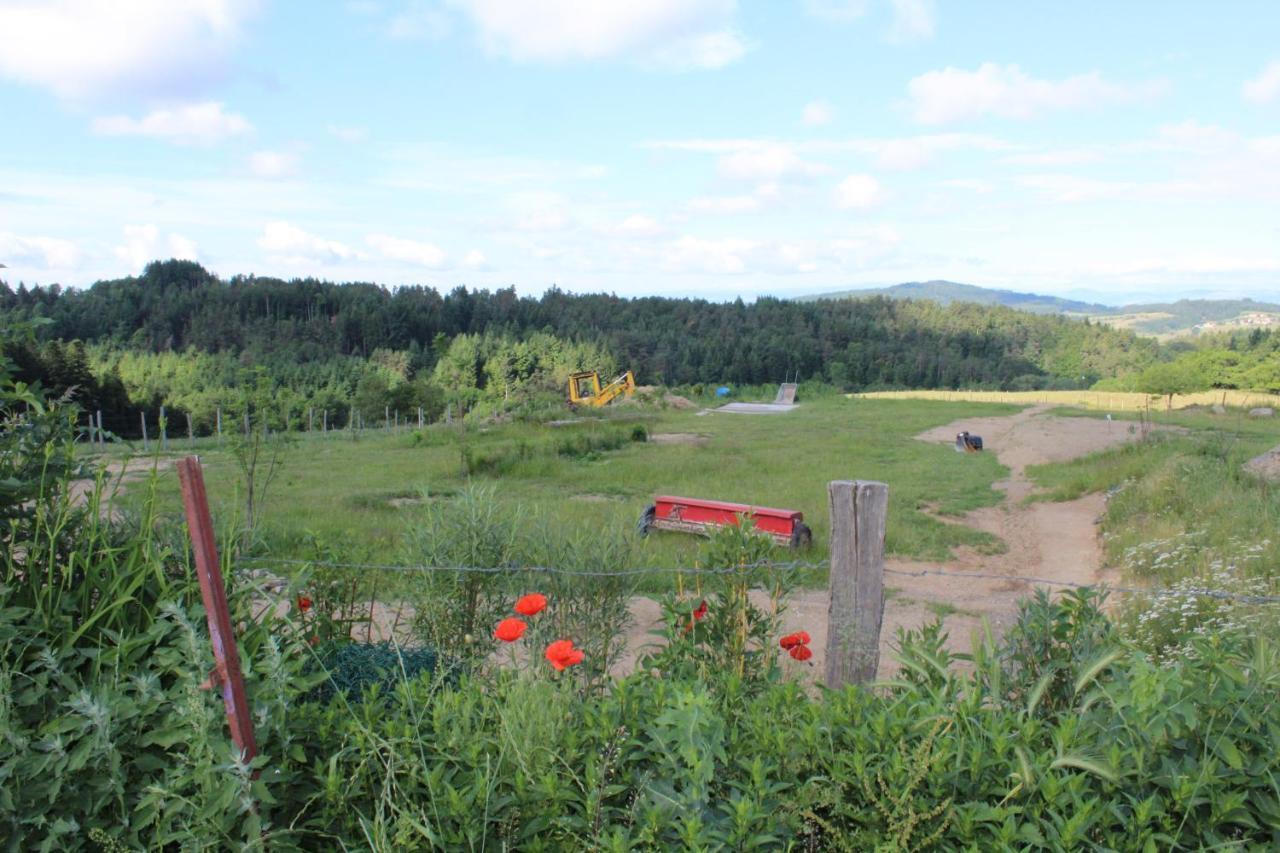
955, 431, 984, 452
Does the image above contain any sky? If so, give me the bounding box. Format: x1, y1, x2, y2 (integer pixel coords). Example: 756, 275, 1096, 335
1, 0, 1279, 304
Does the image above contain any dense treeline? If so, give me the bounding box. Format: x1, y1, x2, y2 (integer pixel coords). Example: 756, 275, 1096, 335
1098, 327, 1280, 396
3, 260, 1158, 389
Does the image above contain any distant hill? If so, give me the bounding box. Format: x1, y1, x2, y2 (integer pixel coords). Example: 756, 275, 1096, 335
800, 280, 1112, 315
801, 281, 1280, 337
1096, 299, 1280, 337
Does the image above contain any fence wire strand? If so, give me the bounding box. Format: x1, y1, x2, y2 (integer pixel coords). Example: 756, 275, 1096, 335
237, 556, 1280, 605
237, 556, 827, 578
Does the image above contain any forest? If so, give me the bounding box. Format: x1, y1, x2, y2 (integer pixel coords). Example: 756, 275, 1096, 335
4, 258, 1274, 435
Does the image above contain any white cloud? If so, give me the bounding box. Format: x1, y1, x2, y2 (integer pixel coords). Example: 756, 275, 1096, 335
802, 100, 833, 127
387, 1, 453, 40
941, 178, 993, 194
801, 0, 869, 22
907, 63, 1159, 124
687, 194, 763, 214
716, 143, 828, 182
834, 174, 885, 208
663, 235, 754, 274
367, 233, 448, 268
248, 150, 300, 179
462, 249, 490, 269
450, 0, 745, 69
328, 124, 369, 143
0, 232, 82, 269
1243, 60, 1280, 104
614, 215, 666, 238
647, 30, 747, 71
838, 132, 1009, 170
0, 0, 258, 99
92, 102, 252, 146
258, 221, 356, 263
886, 0, 934, 42
1003, 148, 1102, 167
506, 191, 574, 232
114, 224, 198, 271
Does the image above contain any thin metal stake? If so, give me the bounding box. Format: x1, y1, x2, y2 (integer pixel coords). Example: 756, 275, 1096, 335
177, 457, 259, 766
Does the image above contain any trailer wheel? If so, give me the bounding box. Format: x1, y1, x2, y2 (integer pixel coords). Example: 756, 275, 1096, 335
790, 522, 812, 550
637, 504, 656, 536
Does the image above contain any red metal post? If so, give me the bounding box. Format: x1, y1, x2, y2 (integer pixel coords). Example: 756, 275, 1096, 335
177, 456, 258, 764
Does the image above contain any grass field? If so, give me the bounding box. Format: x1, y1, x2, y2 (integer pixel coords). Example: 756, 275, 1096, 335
94, 397, 1018, 572
857, 388, 1280, 412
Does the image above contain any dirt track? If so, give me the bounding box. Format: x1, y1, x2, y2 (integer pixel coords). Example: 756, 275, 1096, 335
622, 406, 1153, 679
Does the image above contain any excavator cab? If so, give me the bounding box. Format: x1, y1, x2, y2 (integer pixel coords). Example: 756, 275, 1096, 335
568, 370, 636, 407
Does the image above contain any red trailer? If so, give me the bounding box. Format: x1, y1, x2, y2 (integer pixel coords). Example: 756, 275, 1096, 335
639, 495, 812, 548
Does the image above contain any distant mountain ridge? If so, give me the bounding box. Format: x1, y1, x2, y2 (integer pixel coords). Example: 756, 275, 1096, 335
800, 281, 1280, 337
800, 280, 1112, 315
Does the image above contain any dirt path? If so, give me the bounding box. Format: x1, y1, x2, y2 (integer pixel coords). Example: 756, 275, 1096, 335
621, 406, 1152, 679
69, 456, 177, 511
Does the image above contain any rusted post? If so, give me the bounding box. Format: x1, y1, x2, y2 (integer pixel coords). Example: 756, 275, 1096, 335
177, 457, 258, 765
825, 480, 888, 688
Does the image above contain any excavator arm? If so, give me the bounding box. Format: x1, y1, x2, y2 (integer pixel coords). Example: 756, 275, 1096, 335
567, 370, 636, 407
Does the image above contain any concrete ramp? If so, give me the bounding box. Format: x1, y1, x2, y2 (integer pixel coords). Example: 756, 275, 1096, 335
774, 383, 797, 405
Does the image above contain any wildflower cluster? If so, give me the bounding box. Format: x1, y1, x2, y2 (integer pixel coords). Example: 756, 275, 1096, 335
1125, 534, 1275, 663
492, 592, 584, 672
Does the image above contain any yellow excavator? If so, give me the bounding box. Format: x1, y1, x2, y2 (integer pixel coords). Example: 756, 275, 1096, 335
568, 370, 637, 407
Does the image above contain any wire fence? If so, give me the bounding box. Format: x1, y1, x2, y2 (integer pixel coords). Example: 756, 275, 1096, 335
237, 556, 1280, 605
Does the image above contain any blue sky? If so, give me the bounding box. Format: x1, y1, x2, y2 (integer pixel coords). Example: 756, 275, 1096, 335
2, 1, 1279, 303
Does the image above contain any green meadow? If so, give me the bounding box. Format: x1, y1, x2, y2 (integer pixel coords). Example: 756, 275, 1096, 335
99, 396, 1015, 572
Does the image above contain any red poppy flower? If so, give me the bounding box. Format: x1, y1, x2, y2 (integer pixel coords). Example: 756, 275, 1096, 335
494, 617, 527, 642
544, 639, 585, 671
297, 596, 312, 612
514, 593, 547, 616
789, 644, 813, 662
683, 600, 709, 634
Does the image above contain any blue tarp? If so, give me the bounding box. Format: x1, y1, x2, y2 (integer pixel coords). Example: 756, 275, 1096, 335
715, 386, 731, 397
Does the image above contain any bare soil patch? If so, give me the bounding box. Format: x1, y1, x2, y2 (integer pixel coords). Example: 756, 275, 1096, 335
1244, 445, 1280, 482
663, 393, 696, 410
648, 432, 708, 446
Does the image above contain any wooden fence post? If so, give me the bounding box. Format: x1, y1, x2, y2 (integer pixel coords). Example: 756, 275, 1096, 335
322, 409, 327, 432
308, 408, 314, 433
187, 413, 194, 448
825, 480, 888, 688
140, 411, 149, 451
159, 405, 168, 451
97, 410, 105, 447
385, 405, 390, 431
177, 457, 259, 766
216, 407, 222, 442
418, 407, 423, 429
